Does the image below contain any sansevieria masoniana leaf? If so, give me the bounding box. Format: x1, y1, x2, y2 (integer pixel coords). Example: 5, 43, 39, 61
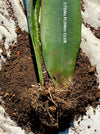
41, 0, 82, 85
25, 0, 44, 85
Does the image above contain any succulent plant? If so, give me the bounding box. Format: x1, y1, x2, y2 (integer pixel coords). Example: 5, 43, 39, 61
26, 0, 82, 86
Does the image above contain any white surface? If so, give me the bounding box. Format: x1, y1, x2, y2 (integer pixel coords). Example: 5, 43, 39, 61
0, 0, 17, 59
69, 106, 100, 134
81, 0, 100, 29
9, 0, 28, 32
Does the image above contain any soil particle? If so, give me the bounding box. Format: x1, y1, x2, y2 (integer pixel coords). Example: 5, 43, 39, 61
6, 0, 18, 26
90, 26, 100, 39
83, 22, 100, 39
81, 0, 85, 12
88, 125, 91, 129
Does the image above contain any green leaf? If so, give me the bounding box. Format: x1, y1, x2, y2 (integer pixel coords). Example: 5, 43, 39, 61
25, 0, 44, 85
41, 0, 82, 85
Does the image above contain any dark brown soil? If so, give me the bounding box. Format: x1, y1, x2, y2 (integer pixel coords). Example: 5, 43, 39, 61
0, 28, 40, 134
0, 26, 100, 134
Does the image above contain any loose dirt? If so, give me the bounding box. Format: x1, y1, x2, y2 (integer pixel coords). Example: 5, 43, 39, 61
0, 27, 100, 134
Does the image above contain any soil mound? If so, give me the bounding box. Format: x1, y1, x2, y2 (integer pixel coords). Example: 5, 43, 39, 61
0, 28, 100, 133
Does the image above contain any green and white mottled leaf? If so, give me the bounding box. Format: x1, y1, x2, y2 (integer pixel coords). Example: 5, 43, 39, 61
25, 0, 44, 84
41, 0, 82, 84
